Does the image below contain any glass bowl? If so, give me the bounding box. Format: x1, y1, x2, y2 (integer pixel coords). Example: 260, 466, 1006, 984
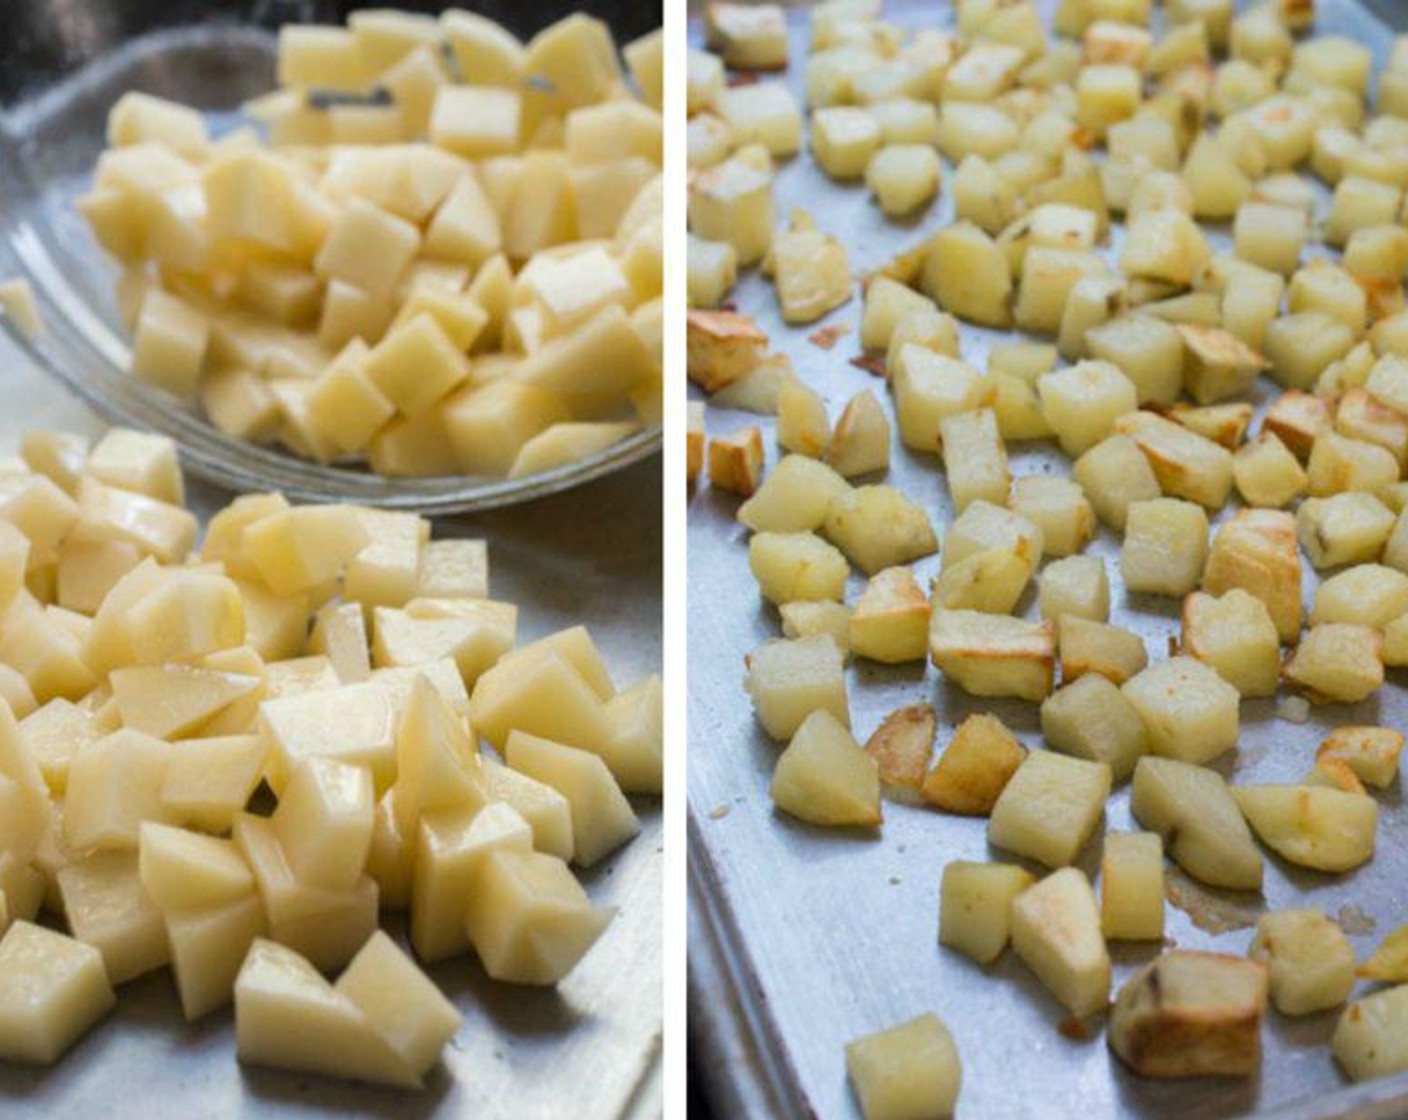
0, 1, 660, 513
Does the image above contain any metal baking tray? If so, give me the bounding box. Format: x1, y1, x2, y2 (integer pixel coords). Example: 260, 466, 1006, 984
0, 349, 663, 1119
687, 2, 1408, 1117
0, 1, 662, 513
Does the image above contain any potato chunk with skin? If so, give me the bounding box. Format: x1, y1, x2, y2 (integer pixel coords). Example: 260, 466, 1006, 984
1249, 909, 1355, 1016
1181, 589, 1280, 698
850, 567, 929, 664
1010, 868, 1110, 1018
1334, 985, 1408, 1083
748, 531, 849, 606
845, 1013, 962, 1120
922, 713, 1026, 816
770, 710, 881, 828
1122, 657, 1239, 765
1109, 952, 1267, 1078
1131, 757, 1262, 891
939, 860, 1034, 965
1121, 499, 1208, 597
823, 485, 938, 575
0, 921, 115, 1065
1282, 623, 1383, 704
1233, 785, 1378, 873
1317, 726, 1403, 790
1041, 674, 1147, 781
745, 635, 848, 742
929, 611, 1055, 703
1101, 831, 1163, 942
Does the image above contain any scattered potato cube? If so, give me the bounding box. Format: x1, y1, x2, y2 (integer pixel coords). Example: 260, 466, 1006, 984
1296, 492, 1394, 570
1317, 726, 1403, 790
824, 485, 938, 575
864, 704, 935, 789
929, 610, 1054, 703
708, 426, 766, 497
1233, 784, 1377, 872
922, 713, 1027, 817
745, 635, 849, 741
1233, 433, 1307, 509
1042, 674, 1147, 781
1282, 623, 1383, 704
1072, 434, 1162, 531
1100, 831, 1164, 941
845, 1013, 961, 1120
1121, 498, 1208, 597
988, 750, 1111, 868
1131, 756, 1263, 890
1182, 589, 1280, 697
1122, 656, 1239, 765
748, 531, 849, 606
866, 145, 942, 217
939, 860, 1034, 965
850, 568, 929, 664
770, 710, 880, 828
1204, 509, 1304, 642
1249, 909, 1355, 1016
1010, 868, 1111, 1018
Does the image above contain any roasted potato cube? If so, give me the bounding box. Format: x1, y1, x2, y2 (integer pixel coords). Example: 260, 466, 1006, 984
824, 391, 889, 479
1131, 757, 1263, 891
1038, 361, 1138, 458
1233, 784, 1377, 872
1010, 868, 1111, 1018
1233, 433, 1307, 509
1307, 432, 1398, 497
738, 454, 849, 534
1312, 564, 1408, 629
931, 547, 1031, 615
1266, 311, 1357, 392
1204, 508, 1304, 642
1121, 498, 1208, 598
716, 83, 802, 159
859, 278, 938, 353
939, 860, 1034, 965
864, 704, 935, 789
1333, 986, 1408, 1083
988, 750, 1111, 868
1178, 323, 1268, 405
892, 348, 982, 453
687, 401, 705, 485
748, 531, 849, 606
1168, 403, 1254, 451
1317, 726, 1403, 790
1072, 434, 1162, 531
942, 501, 1043, 574
850, 567, 929, 664
1282, 623, 1383, 704
845, 1013, 961, 1120
921, 223, 1012, 329
708, 426, 765, 497
777, 375, 831, 458
1234, 200, 1305, 275
1182, 589, 1280, 697
1296, 492, 1394, 570
688, 150, 775, 266
1009, 478, 1093, 559
1100, 831, 1164, 942
770, 710, 880, 828
928, 610, 1054, 702
768, 219, 851, 326
706, 2, 788, 70
1121, 210, 1210, 288
1248, 909, 1355, 1016
1122, 656, 1239, 765
940, 409, 1008, 513
1085, 315, 1183, 407
1058, 616, 1148, 684
745, 635, 849, 741
1041, 674, 1147, 781
922, 713, 1026, 817
824, 485, 938, 575
1109, 952, 1267, 1078
1114, 411, 1234, 510
687, 235, 738, 309
866, 145, 943, 217
686, 309, 768, 393
1014, 248, 1110, 336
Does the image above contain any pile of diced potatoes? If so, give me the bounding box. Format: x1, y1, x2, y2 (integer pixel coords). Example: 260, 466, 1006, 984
0, 425, 661, 1084
687, 0, 1408, 1114
78, 8, 663, 480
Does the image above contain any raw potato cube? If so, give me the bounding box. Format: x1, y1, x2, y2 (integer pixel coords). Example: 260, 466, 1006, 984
1086, 316, 1183, 407
812, 107, 881, 180
131, 289, 208, 397
706, 2, 788, 69
824, 485, 938, 575
745, 635, 848, 741
1100, 831, 1164, 941
1121, 499, 1208, 597
738, 454, 849, 534
1233, 434, 1307, 509
0, 921, 115, 1064
1313, 565, 1408, 628
234, 937, 421, 1089
1038, 362, 1138, 458
1073, 435, 1162, 531
260, 681, 396, 789
273, 758, 374, 891
1249, 909, 1355, 1016
1109, 952, 1268, 1078
1010, 868, 1111, 1018
866, 145, 942, 217
1317, 726, 1403, 790
1334, 985, 1408, 1083
939, 860, 1034, 965
940, 409, 1007, 512
1010, 478, 1093, 558
864, 704, 935, 789
1181, 590, 1280, 697
165, 893, 266, 1022
989, 751, 1111, 868
1204, 509, 1304, 642
58, 850, 169, 984
845, 1013, 961, 1120
1132, 757, 1263, 891
315, 199, 420, 300
770, 710, 881, 828
1114, 411, 1234, 510
138, 822, 252, 911
1058, 616, 1148, 685
825, 390, 889, 478
929, 611, 1054, 703
922, 713, 1026, 817
1233, 785, 1378, 872
1283, 623, 1383, 704
1041, 674, 1147, 781
1233, 201, 1305, 275
921, 223, 1012, 328
708, 426, 765, 497
716, 83, 802, 159
748, 532, 849, 606
1122, 656, 1239, 765
64, 729, 174, 851
850, 568, 929, 664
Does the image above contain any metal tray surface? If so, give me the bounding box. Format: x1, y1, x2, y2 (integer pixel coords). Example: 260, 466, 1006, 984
687, 2, 1408, 1118
0, 9, 661, 514
0, 345, 663, 1119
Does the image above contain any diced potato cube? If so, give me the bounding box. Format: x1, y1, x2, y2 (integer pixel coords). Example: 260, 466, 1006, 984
989, 749, 1111, 868
1010, 867, 1111, 1018
1181, 589, 1279, 697
770, 709, 880, 828
1086, 315, 1183, 407
1121, 210, 1210, 288
716, 83, 802, 158
824, 485, 937, 574
865, 145, 942, 217
1282, 623, 1383, 704
921, 713, 1026, 816
1039, 361, 1138, 458
1058, 616, 1149, 685
1100, 831, 1164, 941
1233, 784, 1377, 872
744, 635, 848, 741
850, 567, 929, 664
929, 610, 1054, 702
1042, 674, 1147, 781
58, 849, 169, 984
0, 921, 115, 1064
131, 289, 209, 397
1122, 656, 1239, 764
1204, 508, 1303, 642
939, 859, 1033, 966
1233, 433, 1307, 509
748, 531, 849, 606
892, 349, 982, 452
845, 1013, 962, 1120
708, 426, 765, 498
1249, 909, 1355, 1016
706, 2, 788, 70
505, 731, 639, 866
1333, 985, 1408, 1083
940, 409, 1007, 512
1234, 201, 1305, 275
825, 390, 889, 478
1015, 248, 1109, 336
1121, 499, 1208, 597
1296, 492, 1394, 569
921, 223, 1012, 328
688, 152, 775, 267
1073, 434, 1162, 531
1317, 726, 1403, 789
1040, 557, 1110, 623
1131, 756, 1263, 890
1313, 564, 1408, 628
812, 106, 881, 180
1076, 64, 1141, 138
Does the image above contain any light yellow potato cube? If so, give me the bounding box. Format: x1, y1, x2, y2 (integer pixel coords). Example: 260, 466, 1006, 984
85, 428, 182, 506
1010, 867, 1111, 1017
138, 821, 252, 912
865, 145, 942, 217
1086, 315, 1184, 406
1122, 656, 1240, 764
364, 314, 470, 418
1296, 492, 1395, 569
1115, 410, 1234, 509
1234, 201, 1306, 275
160, 734, 265, 833
165, 892, 265, 1022
687, 235, 737, 309
688, 152, 775, 268
748, 531, 849, 605
260, 681, 396, 791
244, 504, 368, 597
1072, 434, 1161, 532
1249, 909, 1355, 1017
769, 221, 851, 326
892, 349, 983, 453
64, 729, 174, 851
1233, 433, 1307, 509
1040, 557, 1110, 624
939, 860, 1034, 965
845, 1013, 962, 1120
1313, 565, 1408, 629
110, 663, 260, 741
1333, 985, 1408, 1083
1283, 623, 1384, 704
596, 675, 662, 796
0, 921, 115, 1064
314, 199, 420, 300
273, 757, 374, 890
1121, 498, 1208, 597
1038, 361, 1138, 458
921, 223, 1012, 328
1076, 63, 1140, 138
58, 849, 168, 984
1181, 589, 1280, 698
989, 750, 1112, 867
1101, 831, 1164, 941
131, 289, 209, 397
739, 454, 850, 534
482, 758, 574, 862
849, 567, 928, 664
716, 83, 802, 159
1318, 726, 1403, 789
940, 409, 1007, 513
1009, 477, 1093, 558
824, 485, 938, 575
429, 85, 521, 159
1041, 673, 1148, 780
812, 107, 881, 180
744, 634, 848, 741
770, 709, 880, 828
1234, 784, 1377, 872
929, 610, 1054, 703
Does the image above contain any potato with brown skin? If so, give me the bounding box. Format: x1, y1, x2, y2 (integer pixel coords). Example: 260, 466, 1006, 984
864, 704, 936, 790
1109, 952, 1268, 1079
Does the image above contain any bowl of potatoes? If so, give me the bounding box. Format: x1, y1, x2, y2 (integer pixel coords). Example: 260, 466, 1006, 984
0, 1, 662, 513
